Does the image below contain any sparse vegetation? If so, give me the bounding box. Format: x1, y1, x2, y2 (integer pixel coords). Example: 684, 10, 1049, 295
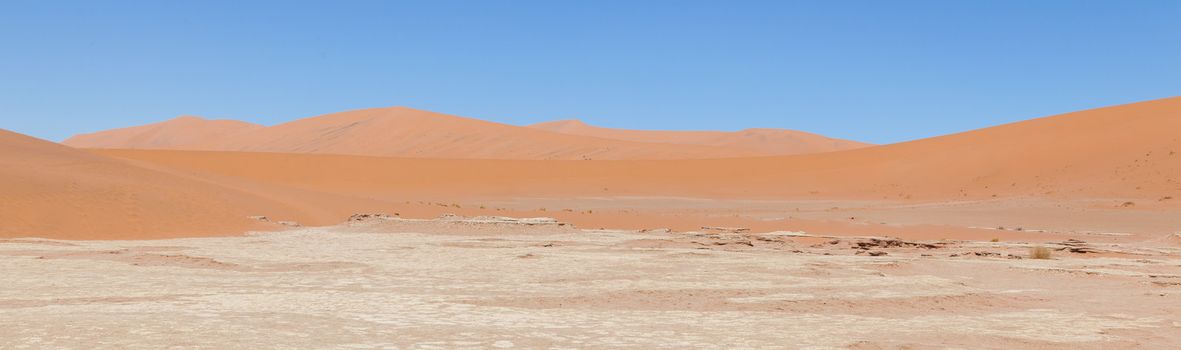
1030, 246, 1052, 259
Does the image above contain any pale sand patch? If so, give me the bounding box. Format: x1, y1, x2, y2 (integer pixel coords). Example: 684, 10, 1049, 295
1, 222, 1179, 349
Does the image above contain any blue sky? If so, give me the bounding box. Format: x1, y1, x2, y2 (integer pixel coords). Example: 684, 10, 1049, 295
1, 0, 1178, 144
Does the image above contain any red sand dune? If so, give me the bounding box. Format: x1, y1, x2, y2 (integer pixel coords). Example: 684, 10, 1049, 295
65, 107, 779, 160
95, 97, 1181, 202
529, 119, 870, 155
63, 116, 262, 150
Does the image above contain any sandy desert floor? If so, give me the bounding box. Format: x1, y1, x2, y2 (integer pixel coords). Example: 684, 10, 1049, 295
3, 214, 1180, 349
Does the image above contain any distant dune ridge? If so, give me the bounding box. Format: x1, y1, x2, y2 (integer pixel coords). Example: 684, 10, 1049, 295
63, 107, 865, 159
528, 119, 870, 155
3, 96, 1179, 239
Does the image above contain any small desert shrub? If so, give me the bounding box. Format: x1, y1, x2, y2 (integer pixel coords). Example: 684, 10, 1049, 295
990, 238, 1000, 242
1029, 246, 1052, 259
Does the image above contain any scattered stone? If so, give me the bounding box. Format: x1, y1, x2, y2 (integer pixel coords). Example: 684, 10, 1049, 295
755, 235, 783, 242
854, 238, 942, 250
710, 240, 754, 247
1059, 239, 1097, 253
348, 213, 395, 222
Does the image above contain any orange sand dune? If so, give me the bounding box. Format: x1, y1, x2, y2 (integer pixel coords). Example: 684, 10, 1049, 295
64, 116, 262, 149
529, 119, 870, 155
98, 97, 1181, 202
11, 97, 1178, 240
66, 107, 773, 160
0, 129, 395, 239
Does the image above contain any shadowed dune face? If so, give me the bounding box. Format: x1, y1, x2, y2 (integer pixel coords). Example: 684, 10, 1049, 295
529, 119, 871, 155
96, 97, 1181, 201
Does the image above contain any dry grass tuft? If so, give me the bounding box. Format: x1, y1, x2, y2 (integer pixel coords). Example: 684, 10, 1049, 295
1029, 246, 1053, 259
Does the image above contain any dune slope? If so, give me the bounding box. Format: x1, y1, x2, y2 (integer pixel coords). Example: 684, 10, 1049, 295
0, 129, 389, 239
529, 119, 871, 155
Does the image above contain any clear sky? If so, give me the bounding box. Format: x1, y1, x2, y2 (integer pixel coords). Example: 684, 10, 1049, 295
1, 0, 1178, 144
